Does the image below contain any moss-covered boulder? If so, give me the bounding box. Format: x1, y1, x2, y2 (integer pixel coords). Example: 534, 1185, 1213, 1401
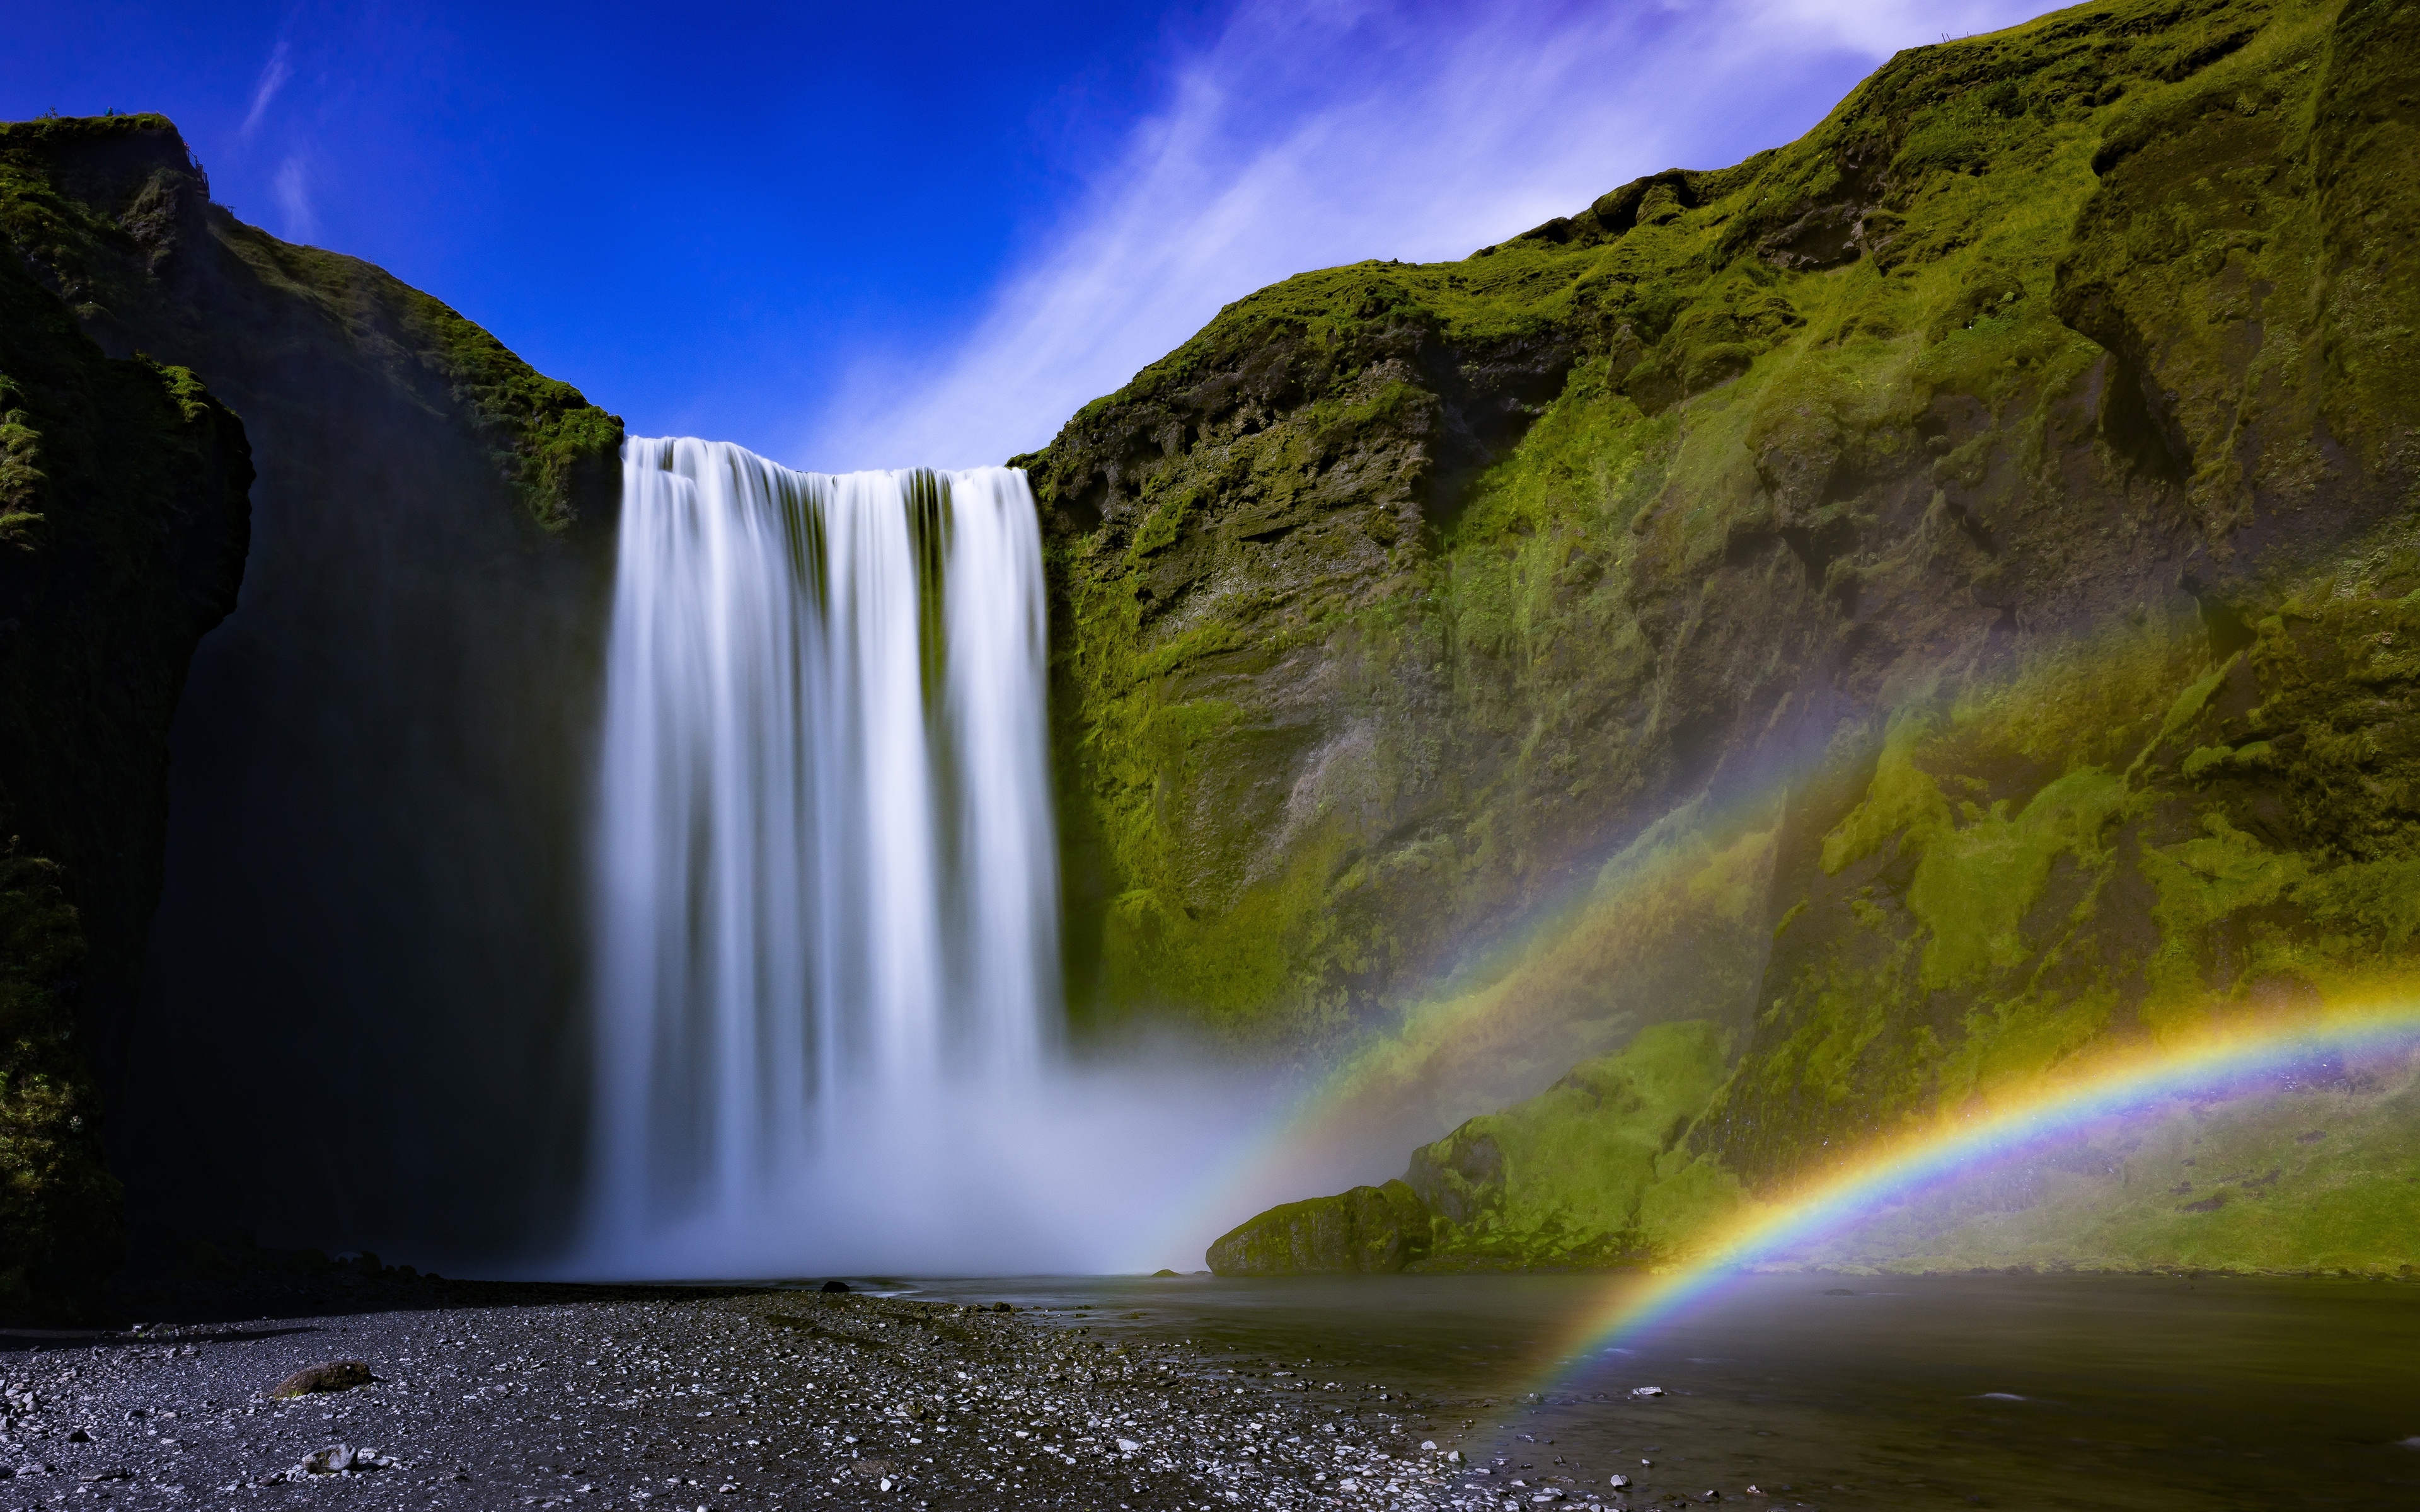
1407, 1021, 1744, 1269
1205, 1178, 1431, 1275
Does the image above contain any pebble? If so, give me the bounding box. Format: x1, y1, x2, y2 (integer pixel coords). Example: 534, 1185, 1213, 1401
0, 1277, 1492, 1509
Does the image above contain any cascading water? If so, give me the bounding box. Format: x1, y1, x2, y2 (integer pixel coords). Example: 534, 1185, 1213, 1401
581, 438, 1071, 1273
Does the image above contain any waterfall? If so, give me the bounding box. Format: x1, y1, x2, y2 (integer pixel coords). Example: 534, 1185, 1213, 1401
582, 438, 1059, 1268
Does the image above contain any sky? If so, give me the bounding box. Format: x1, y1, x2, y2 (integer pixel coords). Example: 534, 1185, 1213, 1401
9, 0, 2065, 471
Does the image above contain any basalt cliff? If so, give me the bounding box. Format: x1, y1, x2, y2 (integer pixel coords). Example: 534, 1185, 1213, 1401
1015, 0, 2420, 1274
0, 114, 619, 1319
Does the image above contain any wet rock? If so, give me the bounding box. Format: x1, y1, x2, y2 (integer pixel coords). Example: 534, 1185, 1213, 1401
818, 1280, 851, 1293
270, 1360, 374, 1397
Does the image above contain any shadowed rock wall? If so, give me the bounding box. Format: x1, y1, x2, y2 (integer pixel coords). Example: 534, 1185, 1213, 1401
0, 123, 252, 1319
0, 114, 621, 1284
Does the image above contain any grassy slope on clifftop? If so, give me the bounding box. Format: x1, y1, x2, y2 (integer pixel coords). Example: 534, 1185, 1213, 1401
0, 114, 619, 532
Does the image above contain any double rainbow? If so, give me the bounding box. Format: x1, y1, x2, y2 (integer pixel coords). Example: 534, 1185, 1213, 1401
1533, 1002, 2420, 1373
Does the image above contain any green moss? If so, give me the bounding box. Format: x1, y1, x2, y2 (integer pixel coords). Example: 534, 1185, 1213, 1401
0, 114, 620, 531
409, 297, 624, 530
1204, 1179, 1431, 1275
1906, 767, 2132, 990
0, 849, 117, 1323
1787, 1051, 2420, 1276
1073, 0, 2420, 1277
1404, 1020, 1748, 1269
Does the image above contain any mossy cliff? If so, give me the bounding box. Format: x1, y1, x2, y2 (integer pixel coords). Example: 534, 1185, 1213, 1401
0, 114, 622, 1303
1006, 0, 2420, 1273
0, 143, 251, 1319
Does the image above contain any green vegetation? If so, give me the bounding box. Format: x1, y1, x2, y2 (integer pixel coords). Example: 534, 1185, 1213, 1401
0, 167, 253, 1317
1012, 0, 2420, 1274
1204, 1179, 1431, 1275
0, 113, 621, 530
0, 848, 113, 1322
1402, 1020, 1746, 1271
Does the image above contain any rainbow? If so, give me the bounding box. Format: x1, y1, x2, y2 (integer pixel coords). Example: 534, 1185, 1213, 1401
1529, 1000, 2420, 1378
1131, 793, 1788, 1269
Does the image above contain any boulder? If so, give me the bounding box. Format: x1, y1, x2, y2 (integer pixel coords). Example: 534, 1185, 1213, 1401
1205, 1179, 1431, 1274
270, 1361, 374, 1399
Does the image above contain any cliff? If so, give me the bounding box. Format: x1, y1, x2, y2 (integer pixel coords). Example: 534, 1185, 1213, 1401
1011, 0, 2420, 1272
0, 113, 622, 1306
0, 124, 252, 1319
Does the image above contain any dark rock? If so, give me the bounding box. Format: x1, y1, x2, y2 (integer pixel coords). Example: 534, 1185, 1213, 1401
0, 111, 623, 1282
269, 1360, 373, 1398
818, 1280, 851, 1293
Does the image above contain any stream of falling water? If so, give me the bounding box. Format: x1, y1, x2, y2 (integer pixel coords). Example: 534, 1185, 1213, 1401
579, 438, 1102, 1274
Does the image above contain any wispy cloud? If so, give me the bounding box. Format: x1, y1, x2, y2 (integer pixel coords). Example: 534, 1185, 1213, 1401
242, 38, 293, 138
272, 153, 318, 243
799, 0, 2060, 471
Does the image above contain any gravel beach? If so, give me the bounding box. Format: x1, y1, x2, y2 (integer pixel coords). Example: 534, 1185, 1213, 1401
0, 1280, 1550, 1512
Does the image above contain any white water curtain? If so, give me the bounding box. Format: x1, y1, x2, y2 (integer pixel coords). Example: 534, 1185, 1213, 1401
585, 440, 1056, 1257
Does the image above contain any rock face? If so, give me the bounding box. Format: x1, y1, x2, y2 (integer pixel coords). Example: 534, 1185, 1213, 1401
0, 121, 253, 1319
0, 114, 621, 1291
1206, 1178, 1430, 1275
1016, 0, 2420, 1273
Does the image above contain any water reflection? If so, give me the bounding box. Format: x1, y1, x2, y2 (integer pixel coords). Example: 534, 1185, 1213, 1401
879, 1271, 2420, 1509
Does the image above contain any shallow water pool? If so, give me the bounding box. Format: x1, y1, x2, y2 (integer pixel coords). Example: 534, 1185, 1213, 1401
869, 1270, 2420, 1509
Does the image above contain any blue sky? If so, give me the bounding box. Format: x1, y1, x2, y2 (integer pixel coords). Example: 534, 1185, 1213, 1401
9, 1, 2061, 469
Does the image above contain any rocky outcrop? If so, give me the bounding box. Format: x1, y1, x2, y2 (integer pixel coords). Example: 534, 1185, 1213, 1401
1025, 0, 2420, 1273
1205, 1178, 1430, 1275
0, 114, 622, 1288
